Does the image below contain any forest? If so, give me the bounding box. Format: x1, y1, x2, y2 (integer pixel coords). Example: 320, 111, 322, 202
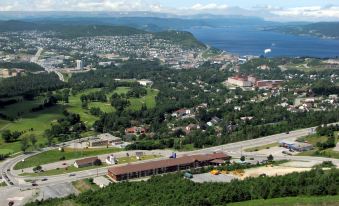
26, 168, 339, 206
0, 62, 45, 72
0, 72, 64, 98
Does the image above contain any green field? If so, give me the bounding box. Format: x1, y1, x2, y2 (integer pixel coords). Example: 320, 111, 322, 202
297, 134, 339, 159
0, 96, 46, 118
72, 178, 100, 193
245, 143, 279, 152
14, 147, 123, 170
21, 164, 107, 177
0, 105, 65, 154
128, 88, 158, 110
297, 134, 329, 145
67, 87, 157, 125
0, 86, 158, 155
228, 196, 339, 206
67, 88, 102, 125
20, 155, 161, 176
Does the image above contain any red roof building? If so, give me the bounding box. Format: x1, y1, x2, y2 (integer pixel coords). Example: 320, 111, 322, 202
108, 152, 229, 181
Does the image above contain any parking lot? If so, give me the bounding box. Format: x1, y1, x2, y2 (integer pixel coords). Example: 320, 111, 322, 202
191, 173, 238, 183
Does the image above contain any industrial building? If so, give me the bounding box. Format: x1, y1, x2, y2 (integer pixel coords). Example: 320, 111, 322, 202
227, 76, 252, 87
108, 152, 229, 181
279, 140, 313, 152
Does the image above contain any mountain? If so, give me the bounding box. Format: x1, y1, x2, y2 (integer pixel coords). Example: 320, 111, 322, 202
0, 11, 277, 32
28, 16, 273, 32
276, 22, 339, 39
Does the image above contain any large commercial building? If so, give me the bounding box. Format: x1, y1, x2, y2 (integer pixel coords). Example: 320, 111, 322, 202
108, 152, 229, 181
227, 76, 252, 87
76, 60, 83, 70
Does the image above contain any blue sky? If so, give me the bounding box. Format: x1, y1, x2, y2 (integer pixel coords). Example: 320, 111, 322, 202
0, 0, 338, 21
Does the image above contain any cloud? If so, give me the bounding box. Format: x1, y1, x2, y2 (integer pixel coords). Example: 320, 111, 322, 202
0, 0, 163, 12
191, 3, 228, 11
271, 6, 339, 19
0, 0, 338, 21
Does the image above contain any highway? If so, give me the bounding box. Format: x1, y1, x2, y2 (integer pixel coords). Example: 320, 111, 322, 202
0, 123, 338, 205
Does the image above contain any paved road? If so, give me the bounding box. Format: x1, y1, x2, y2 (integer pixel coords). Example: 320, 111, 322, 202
3, 124, 331, 188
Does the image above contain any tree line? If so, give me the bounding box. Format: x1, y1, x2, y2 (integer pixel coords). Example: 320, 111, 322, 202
27, 168, 339, 206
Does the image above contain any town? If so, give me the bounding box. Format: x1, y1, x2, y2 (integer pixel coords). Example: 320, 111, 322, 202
0, 11, 339, 206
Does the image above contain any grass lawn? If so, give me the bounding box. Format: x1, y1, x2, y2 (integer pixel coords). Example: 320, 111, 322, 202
298, 149, 339, 159
88, 102, 115, 113
20, 155, 161, 176
245, 143, 279, 152
14, 147, 123, 170
228, 196, 339, 206
67, 87, 158, 125
0, 119, 10, 130
128, 88, 158, 110
297, 134, 328, 145
113, 86, 130, 95
72, 178, 100, 193
0, 87, 158, 156
0, 105, 65, 154
0, 181, 6, 187
20, 164, 107, 177
67, 88, 101, 125
297, 134, 339, 159
0, 96, 45, 118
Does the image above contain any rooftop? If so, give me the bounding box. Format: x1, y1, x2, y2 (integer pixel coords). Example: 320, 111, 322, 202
108, 153, 228, 175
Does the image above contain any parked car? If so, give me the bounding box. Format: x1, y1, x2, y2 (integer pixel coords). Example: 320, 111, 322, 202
41, 178, 48, 181
282, 151, 292, 156
32, 183, 38, 186
69, 173, 76, 177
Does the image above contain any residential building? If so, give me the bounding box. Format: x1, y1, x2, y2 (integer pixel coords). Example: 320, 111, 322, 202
125, 126, 146, 135
74, 156, 100, 168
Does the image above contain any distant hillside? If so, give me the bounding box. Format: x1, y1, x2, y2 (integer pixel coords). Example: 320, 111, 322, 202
277, 22, 339, 39
22, 16, 273, 32
0, 20, 147, 37
0, 20, 205, 48
154, 31, 206, 49
0, 20, 39, 32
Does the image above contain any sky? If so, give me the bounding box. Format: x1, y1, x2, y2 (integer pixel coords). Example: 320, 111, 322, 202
0, 0, 339, 21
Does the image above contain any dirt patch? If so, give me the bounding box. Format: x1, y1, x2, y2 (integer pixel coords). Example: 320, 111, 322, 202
72, 180, 91, 193
240, 166, 312, 179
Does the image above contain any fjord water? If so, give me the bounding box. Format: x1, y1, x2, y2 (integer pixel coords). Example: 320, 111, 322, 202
188, 26, 339, 58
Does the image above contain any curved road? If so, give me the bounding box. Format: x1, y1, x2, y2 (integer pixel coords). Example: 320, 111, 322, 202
1, 123, 338, 205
